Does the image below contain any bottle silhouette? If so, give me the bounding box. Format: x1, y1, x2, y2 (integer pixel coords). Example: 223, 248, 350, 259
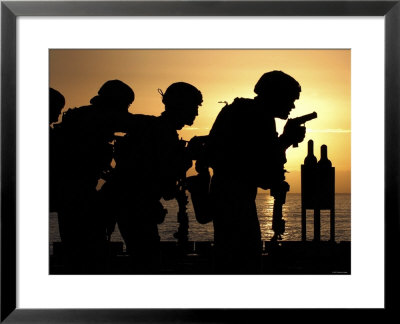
318, 144, 332, 167
304, 140, 317, 166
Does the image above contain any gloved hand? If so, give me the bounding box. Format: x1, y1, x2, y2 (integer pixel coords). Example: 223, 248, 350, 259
282, 121, 306, 147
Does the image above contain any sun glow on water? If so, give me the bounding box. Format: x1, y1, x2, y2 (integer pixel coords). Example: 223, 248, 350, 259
50, 193, 350, 254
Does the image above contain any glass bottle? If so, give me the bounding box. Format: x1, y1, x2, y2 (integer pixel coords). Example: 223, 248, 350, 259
318, 144, 332, 167
304, 140, 317, 166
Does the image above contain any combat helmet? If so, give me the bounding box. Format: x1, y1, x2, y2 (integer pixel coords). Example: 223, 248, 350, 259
161, 82, 203, 110
91, 79, 135, 106
254, 71, 301, 100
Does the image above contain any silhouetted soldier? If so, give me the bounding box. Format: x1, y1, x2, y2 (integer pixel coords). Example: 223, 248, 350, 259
108, 82, 202, 273
53, 80, 135, 273
50, 88, 65, 125
49, 88, 65, 213
207, 71, 306, 274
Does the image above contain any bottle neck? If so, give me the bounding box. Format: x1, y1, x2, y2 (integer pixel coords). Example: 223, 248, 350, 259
318, 145, 332, 166
304, 140, 317, 165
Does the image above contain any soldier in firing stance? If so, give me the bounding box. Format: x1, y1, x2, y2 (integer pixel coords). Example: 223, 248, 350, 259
52, 80, 135, 273
206, 71, 306, 274
50, 88, 65, 213
106, 82, 203, 273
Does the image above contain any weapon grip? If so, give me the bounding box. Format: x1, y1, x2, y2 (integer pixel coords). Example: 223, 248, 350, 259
290, 112, 317, 148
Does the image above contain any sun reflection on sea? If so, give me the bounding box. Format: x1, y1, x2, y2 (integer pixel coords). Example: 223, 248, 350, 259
50, 193, 351, 254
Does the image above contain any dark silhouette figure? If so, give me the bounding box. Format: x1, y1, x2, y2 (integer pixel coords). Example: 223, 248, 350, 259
105, 82, 202, 273
50, 88, 65, 213
50, 88, 65, 124
206, 71, 306, 274
52, 80, 135, 273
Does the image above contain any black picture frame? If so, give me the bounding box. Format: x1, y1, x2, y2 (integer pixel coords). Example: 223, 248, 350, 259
1, 0, 399, 322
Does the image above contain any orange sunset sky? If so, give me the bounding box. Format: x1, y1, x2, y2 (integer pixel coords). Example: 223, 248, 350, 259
50, 49, 351, 193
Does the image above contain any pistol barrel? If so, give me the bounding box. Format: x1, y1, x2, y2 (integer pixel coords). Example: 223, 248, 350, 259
292, 111, 317, 147
294, 111, 317, 124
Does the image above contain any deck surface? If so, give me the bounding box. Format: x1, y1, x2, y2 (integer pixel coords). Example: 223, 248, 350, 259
50, 240, 351, 275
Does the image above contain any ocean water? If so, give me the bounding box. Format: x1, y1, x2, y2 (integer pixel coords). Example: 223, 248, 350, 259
49, 193, 350, 253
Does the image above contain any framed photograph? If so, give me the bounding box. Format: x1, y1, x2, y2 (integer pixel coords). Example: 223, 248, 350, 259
1, 0, 399, 322
48, 48, 351, 276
